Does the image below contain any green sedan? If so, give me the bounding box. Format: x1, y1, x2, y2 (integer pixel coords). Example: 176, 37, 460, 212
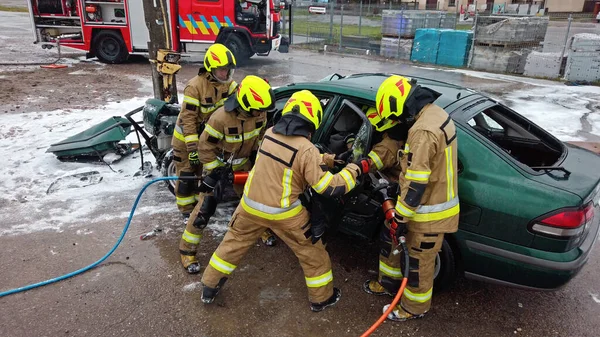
271, 73, 600, 290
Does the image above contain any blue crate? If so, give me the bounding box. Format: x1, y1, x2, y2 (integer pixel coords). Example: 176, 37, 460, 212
436, 30, 473, 67
411, 28, 441, 64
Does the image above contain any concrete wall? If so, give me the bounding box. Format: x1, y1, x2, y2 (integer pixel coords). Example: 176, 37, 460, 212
544, 0, 585, 13
436, 0, 587, 13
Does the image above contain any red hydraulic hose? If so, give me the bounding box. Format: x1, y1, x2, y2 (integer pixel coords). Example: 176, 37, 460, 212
360, 276, 408, 337
361, 198, 411, 337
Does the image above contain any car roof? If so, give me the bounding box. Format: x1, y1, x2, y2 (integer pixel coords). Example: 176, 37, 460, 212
279, 73, 477, 109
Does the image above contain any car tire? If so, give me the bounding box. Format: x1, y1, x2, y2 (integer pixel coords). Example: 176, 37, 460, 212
433, 239, 457, 291
93, 30, 129, 64
223, 34, 250, 65
161, 151, 177, 196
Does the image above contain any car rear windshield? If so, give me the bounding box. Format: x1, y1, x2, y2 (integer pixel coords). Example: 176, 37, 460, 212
467, 104, 564, 169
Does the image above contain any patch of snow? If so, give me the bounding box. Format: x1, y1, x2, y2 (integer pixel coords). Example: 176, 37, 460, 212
69, 70, 95, 75
183, 282, 202, 292
590, 292, 600, 304
0, 97, 171, 237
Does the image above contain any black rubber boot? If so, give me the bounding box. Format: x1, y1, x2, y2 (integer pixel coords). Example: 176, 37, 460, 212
310, 287, 342, 312
201, 278, 227, 304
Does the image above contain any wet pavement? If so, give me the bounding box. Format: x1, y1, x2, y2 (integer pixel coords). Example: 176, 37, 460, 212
1, 7, 600, 337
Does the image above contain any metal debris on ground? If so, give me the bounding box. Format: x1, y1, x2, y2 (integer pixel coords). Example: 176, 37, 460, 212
46, 171, 103, 194
140, 228, 163, 240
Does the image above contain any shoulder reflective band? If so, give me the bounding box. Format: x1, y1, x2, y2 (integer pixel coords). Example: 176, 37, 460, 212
209, 253, 237, 275
368, 151, 384, 170
380, 260, 403, 278
183, 95, 200, 106
339, 169, 356, 190
405, 169, 431, 182
281, 168, 293, 208
182, 229, 201, 244
312, 172, 334, 194
404, 143, 410, 154
413, 197, 460, 222
204, 124, 224, 140
305, 270, 333, 288
240, 195, 303, 221
445, 146, 455, 201
403, 287, 432, 303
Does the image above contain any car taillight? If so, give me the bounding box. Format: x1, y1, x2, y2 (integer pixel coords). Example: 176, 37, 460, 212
531, 203, 594, 238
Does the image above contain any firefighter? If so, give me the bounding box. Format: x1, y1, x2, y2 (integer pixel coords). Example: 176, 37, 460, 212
363, 75, 459, 321
199, 90, 370, 311
179, 75, 277, 274
172, 43, 238, 222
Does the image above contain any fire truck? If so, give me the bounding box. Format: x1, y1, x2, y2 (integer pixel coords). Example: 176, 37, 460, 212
26, 0, 289, 64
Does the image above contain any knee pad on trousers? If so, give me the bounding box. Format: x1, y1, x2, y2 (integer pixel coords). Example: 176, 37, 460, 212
192, 196, 218, 229
177, 172, 196, 195
380, 276, 402, 294
200, 196, 218, 218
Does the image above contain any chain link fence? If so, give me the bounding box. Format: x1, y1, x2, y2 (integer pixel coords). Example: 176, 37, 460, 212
281, 1, 600, 83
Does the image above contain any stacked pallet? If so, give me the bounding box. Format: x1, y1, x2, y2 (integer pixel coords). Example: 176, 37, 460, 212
565, 33, 600, 82
471, 16, 548, 74
409, 29, 473, 68
380, 10, 457, 60
523, 51, 562, 78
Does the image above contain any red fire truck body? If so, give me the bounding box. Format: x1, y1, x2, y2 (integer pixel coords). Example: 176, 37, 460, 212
27, 0, 288, 63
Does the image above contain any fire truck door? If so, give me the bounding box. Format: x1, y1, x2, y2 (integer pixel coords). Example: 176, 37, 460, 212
181, 0, 226, 42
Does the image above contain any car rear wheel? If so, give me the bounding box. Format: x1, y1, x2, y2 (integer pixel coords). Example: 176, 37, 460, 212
433, 239, 457, 291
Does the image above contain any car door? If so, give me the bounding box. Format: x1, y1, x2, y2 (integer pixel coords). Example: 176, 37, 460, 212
312, 99, 380, 239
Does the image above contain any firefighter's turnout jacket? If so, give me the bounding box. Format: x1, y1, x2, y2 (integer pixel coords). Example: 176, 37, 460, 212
201, 127, 362, 303
367, 133, 404, 182
179, 105, 266, 255
377, 103, 459, 316
171, 71, 237, 214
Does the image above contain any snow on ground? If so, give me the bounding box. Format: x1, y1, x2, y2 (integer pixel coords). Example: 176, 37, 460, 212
0, 95, 232, 237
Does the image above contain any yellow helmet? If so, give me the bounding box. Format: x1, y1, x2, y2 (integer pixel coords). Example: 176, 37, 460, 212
282, 90, 323, 130
204, 43, 236, 82
375, 75, 413, 121
365, 106, 398, 132
236, 75, 274, 112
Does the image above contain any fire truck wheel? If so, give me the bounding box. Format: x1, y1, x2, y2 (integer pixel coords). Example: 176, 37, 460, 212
93, 30, 129, 64
223, 34, 250, 65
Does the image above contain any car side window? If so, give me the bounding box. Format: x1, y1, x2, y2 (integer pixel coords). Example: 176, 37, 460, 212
466, 104, 563, 168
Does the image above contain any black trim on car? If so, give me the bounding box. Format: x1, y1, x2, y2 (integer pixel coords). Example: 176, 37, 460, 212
465, 236, 597, 271
464, 272, 560, 291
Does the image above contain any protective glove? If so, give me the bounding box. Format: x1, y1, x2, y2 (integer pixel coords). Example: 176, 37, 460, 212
335, 149, 353, 164
389, 216, 408, 246
197, 168, 223, 193
188, 151, 200, 166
